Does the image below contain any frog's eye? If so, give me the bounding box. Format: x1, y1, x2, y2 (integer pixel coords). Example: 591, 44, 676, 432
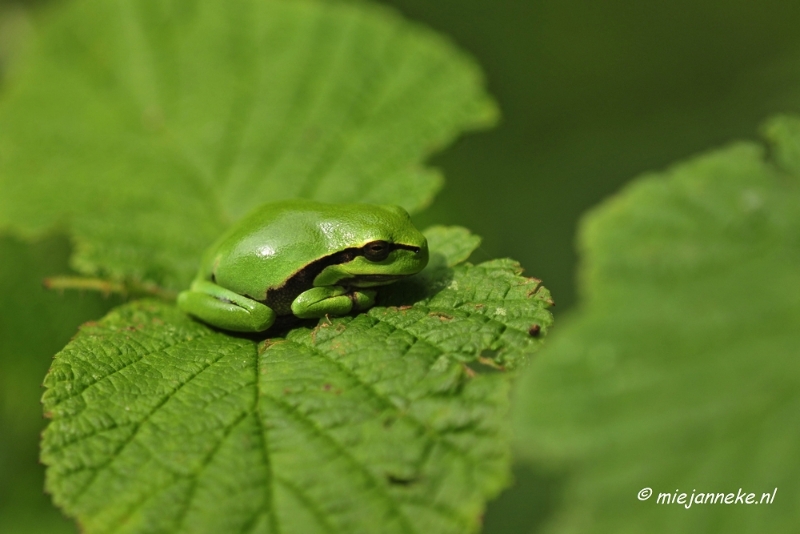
363, 240, 391, 262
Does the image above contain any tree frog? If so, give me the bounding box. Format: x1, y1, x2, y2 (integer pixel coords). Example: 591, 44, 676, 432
178, 200, 429, 332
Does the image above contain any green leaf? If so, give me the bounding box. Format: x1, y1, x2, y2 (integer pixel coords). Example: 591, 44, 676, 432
41, 227, 553, 534
0, 0, 496, 289
513, 115, 800, 533
422, 225, 483, 267
0, 234, 117, 534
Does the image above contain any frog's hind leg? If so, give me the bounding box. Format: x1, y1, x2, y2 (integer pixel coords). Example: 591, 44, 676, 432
178, 280, 276, 332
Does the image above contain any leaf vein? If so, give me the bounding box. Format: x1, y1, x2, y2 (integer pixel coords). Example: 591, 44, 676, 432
264, 392, 417, 534
50, 331, 215, 411
67, 345, 229, 506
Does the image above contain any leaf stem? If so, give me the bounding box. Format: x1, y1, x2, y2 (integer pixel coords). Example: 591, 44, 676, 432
43, 276, 178, 301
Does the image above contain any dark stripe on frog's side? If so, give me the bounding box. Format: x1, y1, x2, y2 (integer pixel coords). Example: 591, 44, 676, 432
260, 243, 420, 315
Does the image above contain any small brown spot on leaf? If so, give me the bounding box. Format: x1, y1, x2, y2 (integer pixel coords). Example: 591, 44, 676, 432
529, 324, 541, 337
258, 339, 278, 354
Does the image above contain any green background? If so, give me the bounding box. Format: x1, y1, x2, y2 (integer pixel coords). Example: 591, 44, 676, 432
2, 0, 800, 532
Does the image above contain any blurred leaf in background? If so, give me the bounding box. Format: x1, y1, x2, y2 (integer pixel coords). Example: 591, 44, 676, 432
0, 236, 118, 533
380, 0, 800, 310
513, 116, 800, 533
0, 0, 494, 291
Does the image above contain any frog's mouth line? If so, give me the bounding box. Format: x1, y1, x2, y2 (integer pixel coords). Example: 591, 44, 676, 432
392, 244, 421, 254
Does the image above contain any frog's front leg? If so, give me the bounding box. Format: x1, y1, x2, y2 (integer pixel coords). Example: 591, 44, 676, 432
291, 286, 377, 319
178, 280, 276, 332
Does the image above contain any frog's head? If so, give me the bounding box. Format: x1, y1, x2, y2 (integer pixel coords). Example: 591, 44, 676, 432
316, 204, 429, 287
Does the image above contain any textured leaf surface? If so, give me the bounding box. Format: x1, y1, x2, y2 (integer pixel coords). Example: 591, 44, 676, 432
513, 116, 800, 533
41, 227, 553, 534
0, 0, 495, 289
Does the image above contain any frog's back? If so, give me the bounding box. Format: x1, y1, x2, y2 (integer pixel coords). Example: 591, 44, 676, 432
199, 200, 405, 301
